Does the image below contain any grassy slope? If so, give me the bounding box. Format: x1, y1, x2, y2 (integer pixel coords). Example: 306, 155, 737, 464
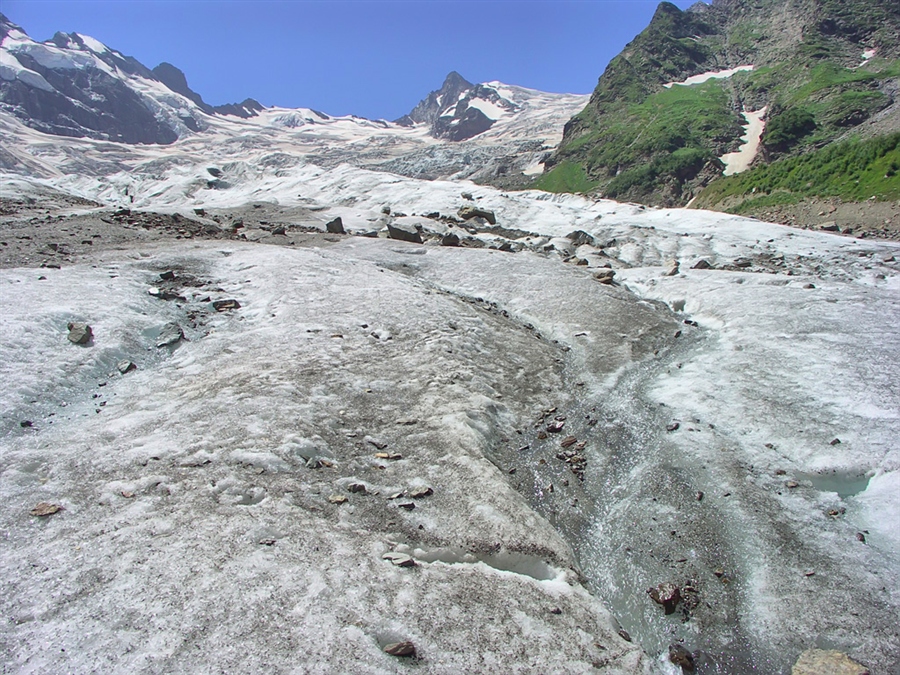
537, 0, 900, 207
693, 132, 900, 214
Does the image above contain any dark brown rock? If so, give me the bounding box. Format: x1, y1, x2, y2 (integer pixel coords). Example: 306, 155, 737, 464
384, 641, 416, 657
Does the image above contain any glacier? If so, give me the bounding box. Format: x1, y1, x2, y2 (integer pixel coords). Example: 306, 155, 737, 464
1, 21, 899, 674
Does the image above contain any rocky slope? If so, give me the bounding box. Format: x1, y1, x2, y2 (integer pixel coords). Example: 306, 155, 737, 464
542, 0, 900, 210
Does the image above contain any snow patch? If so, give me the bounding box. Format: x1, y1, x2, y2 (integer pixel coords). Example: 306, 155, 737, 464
663, 65, 754, 88
466, 97, 508, 120
75, 33, 110, 54
721, 106, 767, 176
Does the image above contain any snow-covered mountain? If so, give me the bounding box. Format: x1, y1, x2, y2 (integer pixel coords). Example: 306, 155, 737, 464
0, 14, 588, 185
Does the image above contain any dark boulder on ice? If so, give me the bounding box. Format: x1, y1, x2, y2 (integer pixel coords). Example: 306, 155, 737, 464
212, 299, 241, 312
325, 217, 345, 234
383, 641, 416, 657
66, 322, 93, 344
387, 222, 423, 244
648, 582, 681, 614
117, 359, 136, 374
441, 232, 461, 247
668, 643, 695, 671
692, 259, 712, 270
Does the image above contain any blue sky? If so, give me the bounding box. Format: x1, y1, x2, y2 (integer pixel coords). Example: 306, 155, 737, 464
3, 0, 698, 120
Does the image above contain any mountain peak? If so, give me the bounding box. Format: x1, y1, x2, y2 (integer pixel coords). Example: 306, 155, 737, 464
442, 71, 473, 90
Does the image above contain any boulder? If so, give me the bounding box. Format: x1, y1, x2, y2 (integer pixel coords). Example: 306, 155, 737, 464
66, 322, 93, 344
692, 259, 712, 270
325, 217, 345, 234
441, 232, 461, 247
792, 649, 869, 675
648, 582, 681, 614
156, 322, 184, 348
566, 230, 595, 247
458, 206, 496, 225
212, 299, 241, 312
387, 222, 423, 244
593, 269, 616, 284
668, 644, 695, 672
384, 641, 416, 658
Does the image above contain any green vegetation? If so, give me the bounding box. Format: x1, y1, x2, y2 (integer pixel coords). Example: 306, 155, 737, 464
763, 108, 816, 152
533, 161, 596, 193
694, 132, 900, 212
542, 0, 900, 207
548, 79, 742, 199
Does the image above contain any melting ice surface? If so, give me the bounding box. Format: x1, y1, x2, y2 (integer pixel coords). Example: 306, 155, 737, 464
1, 148, 900, 674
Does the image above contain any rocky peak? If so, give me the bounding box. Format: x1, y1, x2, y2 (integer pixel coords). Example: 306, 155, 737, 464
396, 71, 520, 142
395, 70, 475, 127
152, 62, 209, 109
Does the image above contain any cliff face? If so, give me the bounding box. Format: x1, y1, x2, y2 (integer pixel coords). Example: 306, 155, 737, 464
541, 0, 900, 207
